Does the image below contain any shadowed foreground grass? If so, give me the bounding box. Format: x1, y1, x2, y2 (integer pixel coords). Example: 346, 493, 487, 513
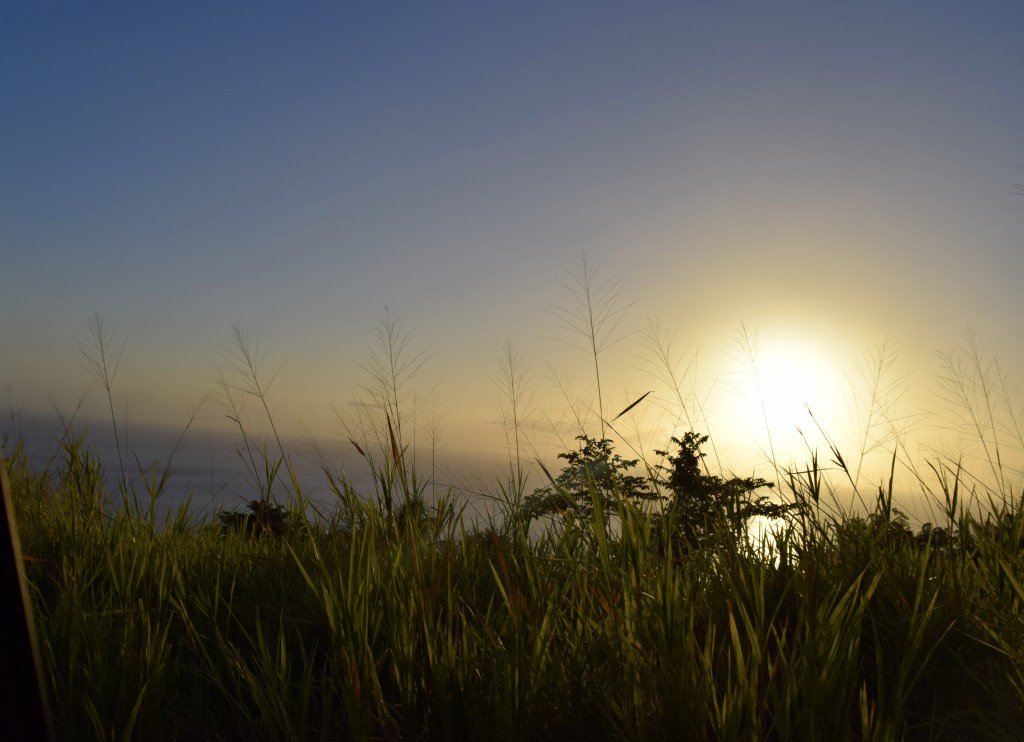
7, 433, 1024, 742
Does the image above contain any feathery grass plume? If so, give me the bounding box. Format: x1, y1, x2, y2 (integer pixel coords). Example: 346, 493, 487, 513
936, 330, 1024, 503
336, 309, 438, 517
216, 327, 317, 531
356, 307, 430, 453
637, 318, 699, 425
843, 335, 909, 495
732, 323, 782, 483
542, 361, 593, 449
425, 396, 445, 501
220, 324, 289, 466
74, 312, 128, 487
548, 252, 635, 440
215, 364, 264, 494
72, 314, 209, 524
493, 340, 537, 499
637, 317, 723, 464
132, 395, 208, 531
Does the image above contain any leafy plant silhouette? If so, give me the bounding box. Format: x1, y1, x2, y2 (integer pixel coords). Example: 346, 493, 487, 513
524, 435, 656, 521
655, 432, 793, 553
218, 499, 291, 538
525, 431, 797, 557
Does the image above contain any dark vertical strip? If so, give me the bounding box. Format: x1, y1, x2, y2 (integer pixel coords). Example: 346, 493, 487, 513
0, 455, 55, 741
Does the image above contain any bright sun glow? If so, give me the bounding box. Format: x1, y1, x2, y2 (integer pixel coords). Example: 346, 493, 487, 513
710, 326, 852, 472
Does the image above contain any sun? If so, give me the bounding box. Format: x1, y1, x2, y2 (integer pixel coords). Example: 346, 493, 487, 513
710, 324, 853, 471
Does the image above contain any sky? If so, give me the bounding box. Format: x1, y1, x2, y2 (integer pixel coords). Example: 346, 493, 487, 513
3, 3, 1024, 512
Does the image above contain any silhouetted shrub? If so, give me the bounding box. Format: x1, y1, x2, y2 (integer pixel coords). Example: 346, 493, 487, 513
523, 435, 657, 521
218, 498, 290, 538
653, 432, 794, 554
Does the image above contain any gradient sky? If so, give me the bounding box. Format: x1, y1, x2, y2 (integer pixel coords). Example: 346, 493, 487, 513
4, 3, 1024, 505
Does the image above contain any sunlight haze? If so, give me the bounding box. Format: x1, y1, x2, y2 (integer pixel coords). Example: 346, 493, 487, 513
3, 3, 1023, 517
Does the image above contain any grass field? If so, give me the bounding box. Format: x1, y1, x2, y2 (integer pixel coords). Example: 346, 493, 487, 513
6, 415, 1024, 741
6, 299, 1024, 740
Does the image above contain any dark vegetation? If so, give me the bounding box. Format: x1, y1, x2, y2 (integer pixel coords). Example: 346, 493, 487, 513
5, 423, 1024, 741
218, 499, 292, 538
5, 259, 1024, 740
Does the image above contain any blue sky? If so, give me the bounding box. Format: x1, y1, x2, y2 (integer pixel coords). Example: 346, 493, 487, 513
3, 3, 1024, 490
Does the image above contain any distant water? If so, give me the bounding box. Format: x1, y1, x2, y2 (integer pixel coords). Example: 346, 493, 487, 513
4, 411, 519, 527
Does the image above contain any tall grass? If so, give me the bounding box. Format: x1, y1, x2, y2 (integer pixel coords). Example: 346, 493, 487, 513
548, 252, 634, 441
7, 417, 1024, 740
6, 297, 1024, 740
